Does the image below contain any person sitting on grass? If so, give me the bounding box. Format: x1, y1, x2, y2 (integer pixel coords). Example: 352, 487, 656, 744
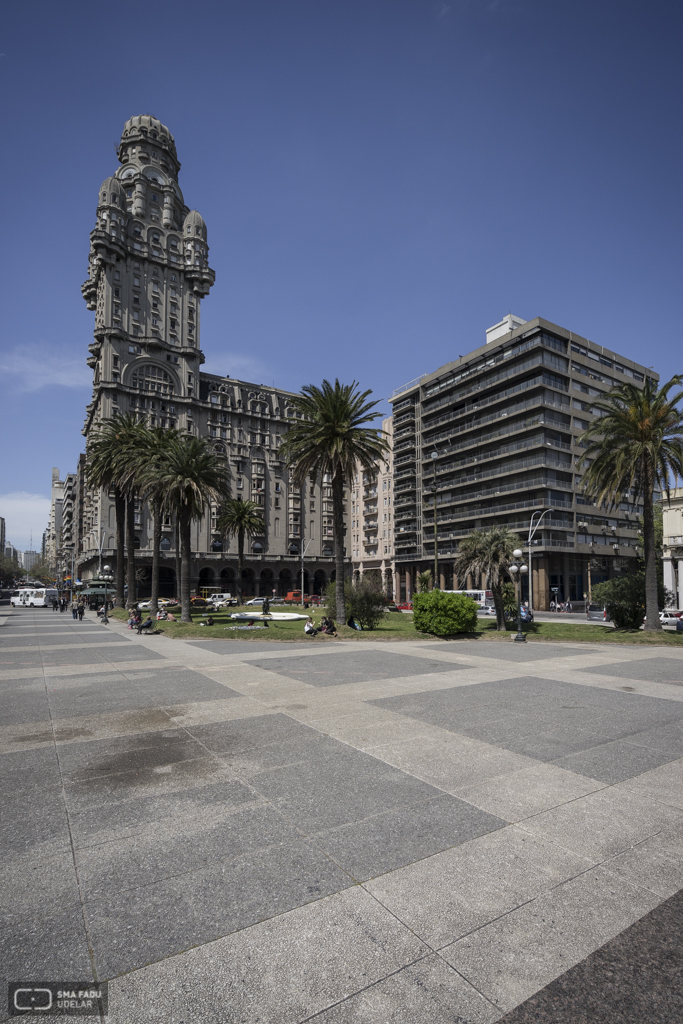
165, 611, 176, 622
304, 616, 319, 636
320, 616, 337, 637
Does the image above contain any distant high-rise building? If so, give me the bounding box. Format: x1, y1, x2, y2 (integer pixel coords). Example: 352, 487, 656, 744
22, 551, 39, 571
46, 468, 65, 569
390, 316, 655, 609
0, 517, 5, 560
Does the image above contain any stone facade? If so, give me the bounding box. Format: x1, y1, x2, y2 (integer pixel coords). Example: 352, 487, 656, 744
662, 488, 683, 609
350, 416, 396, 599
77, 115, 348, 598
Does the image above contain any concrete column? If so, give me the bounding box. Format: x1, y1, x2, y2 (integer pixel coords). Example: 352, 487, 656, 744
537, 558, 549, 610
663, 558, 676, 607
405, 569, 412, 601
677, 559, 683, 610
439, 571, 446, 590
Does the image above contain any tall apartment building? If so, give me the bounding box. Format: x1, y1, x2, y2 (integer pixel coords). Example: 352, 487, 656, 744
390, 316, 655, 609
22, 551, 39, 572
0, 518, 5, 561
350, 416, 395, 598
45, 468, 65, 570
76, 115, 348, 598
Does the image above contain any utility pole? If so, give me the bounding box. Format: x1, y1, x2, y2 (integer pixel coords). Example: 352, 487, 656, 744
431, 450, 438, 588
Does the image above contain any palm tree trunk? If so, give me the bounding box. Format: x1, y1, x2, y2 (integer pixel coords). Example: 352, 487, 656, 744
174, 518, 181, 601
493, 583, 505, 630
180, 507, 192, 623
332, 466, 346, 623
115, 488, 126, 607
125, 496, 137, 609
643, 458, 661, 631
150, 498, 161, 615
238, 527, 244, 604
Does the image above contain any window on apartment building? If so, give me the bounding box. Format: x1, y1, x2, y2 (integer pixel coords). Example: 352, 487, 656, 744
237, 477, 243, 489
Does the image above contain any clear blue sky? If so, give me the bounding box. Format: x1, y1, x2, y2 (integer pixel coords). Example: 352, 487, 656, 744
1, 0, 681, 549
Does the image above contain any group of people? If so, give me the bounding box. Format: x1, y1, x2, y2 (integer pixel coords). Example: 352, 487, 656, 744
52, 596, 86, 619
304, 615, 338, 637
549, 600, 573, 613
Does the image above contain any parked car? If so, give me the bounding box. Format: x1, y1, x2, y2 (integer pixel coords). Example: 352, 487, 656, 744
659, 610, 682, 625
586, 604, 611, 621
190, 597, 210, 607
137, 599, 179, 611
245, 597, 265, 606
213, 598, 238, 608
396, 601, 413, 612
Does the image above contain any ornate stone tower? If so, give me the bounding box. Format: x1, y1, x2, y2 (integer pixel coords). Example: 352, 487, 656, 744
81, 114, 214, 435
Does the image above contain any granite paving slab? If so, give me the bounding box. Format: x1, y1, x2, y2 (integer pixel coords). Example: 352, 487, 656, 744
370, 677, 683, 781
581, 656, 683, 684
56, 728, 208, 781
186, 640, 314, 654
423, 642, 598, 662
310, 952, 498, 1023
85, 838, 352, 978
314, 793, 506, 880
443, 865, 658, 1014
0, 633, 130, 647
104, 887, 430, 1023
497, 886, 683, 1023
249, 649, 463, 686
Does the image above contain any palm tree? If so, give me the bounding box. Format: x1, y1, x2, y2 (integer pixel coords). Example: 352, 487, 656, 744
85, 413, 142, 608
279, 380, 389, 622
152, 435, 230, 622
579, 376, 683, 632
417, 570, 433, 593
216, 497, 264, 603
455, 525, 520, 629
136, 426, 178, 614
111, 417, 149, 609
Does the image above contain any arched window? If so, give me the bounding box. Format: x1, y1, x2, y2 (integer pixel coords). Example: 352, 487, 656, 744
252, 542, 263, 553
160, 536, 171, 551
211, 539, 223, 551
130, 364, 175, 396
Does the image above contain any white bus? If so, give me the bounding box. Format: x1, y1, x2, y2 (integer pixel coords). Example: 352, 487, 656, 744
443, 589, 494, 609
10, 588, 58, 607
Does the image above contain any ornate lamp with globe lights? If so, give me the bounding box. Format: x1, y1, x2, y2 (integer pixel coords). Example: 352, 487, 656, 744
100, 564, 114, 625
508, 549, 529, 643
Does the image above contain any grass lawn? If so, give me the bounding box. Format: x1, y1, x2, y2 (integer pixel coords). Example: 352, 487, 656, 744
110, 605, 683, 646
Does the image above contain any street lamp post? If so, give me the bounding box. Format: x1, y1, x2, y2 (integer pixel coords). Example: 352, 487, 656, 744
100, 564, 114, 625
508, 548, 529, 643
527, 508, 555, 613
431, 450, 438, 589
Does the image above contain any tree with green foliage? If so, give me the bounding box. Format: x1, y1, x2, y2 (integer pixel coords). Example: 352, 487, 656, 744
417, 570, 433, 593
413, 591, 478, 637
279, 379, 389, 623
151, 435, 230, 621
580, 376, 683, 632
324, 577, 387, 629
216, 497, 264, 600
86, 413, 145, 607
454, 526, 520, 629
137, 426, 179, 614
592, 573, 647, 630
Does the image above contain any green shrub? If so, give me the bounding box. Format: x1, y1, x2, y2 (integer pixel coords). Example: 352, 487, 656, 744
325, 578, 387, 630
592, 573, 646, 630
413, 591, 478, 636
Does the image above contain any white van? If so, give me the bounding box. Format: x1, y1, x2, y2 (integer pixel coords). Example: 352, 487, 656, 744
210, 592, 236, 607
10, 588, 58, 607
27, 588, 59, 607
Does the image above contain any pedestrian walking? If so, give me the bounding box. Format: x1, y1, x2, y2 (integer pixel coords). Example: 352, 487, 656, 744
52, 597, 58, 612
77, 602, 85, 621
71, 600, 78, 619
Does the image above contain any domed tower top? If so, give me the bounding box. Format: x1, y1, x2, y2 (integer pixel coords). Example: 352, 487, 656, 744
117, 115, 180, 177
98, 176, 125, 207
183, 210, 207, 241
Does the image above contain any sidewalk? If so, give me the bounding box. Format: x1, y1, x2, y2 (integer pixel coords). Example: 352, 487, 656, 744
1, 606, 682, 1022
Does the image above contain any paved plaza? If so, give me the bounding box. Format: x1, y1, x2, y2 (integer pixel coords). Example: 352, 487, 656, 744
1, 608, 683, 1022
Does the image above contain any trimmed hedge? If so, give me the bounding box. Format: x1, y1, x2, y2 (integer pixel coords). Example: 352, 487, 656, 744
413, 591, 478, 637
